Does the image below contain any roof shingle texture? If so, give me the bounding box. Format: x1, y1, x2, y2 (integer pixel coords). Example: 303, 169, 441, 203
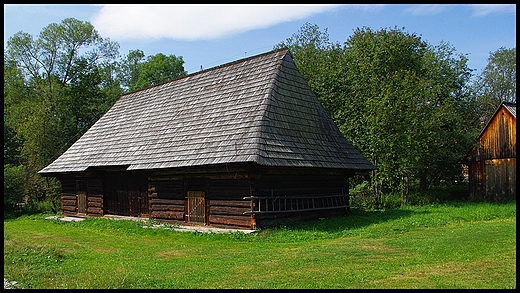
39, 49, 375, 174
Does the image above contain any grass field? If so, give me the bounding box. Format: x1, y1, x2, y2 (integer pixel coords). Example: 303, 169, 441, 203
3, 201, 516, 289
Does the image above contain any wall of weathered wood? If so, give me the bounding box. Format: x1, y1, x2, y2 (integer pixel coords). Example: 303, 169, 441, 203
57, 164, 356, 229
250, 169, 350, 228
467, 105, 516, 201
207, 178, 253, 227
60, 177, 77, 216
149, 179, 185, 221
469, 158, 516, 201
86, 178, 104, 216
58, 176, 104, 217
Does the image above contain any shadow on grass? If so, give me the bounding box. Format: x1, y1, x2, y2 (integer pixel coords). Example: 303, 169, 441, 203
266, 208, 422, 234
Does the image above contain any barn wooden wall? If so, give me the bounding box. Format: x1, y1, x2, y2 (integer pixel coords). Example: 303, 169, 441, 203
469, 158, 516, 201
56, 165, 355, 229
207, 179, 252, 228
468, 106, 516, 201
58, 176, 104, 217
149, 179, 185, 221
148, 176, 254, 228
251, 171, 350, 228
477, 108, 516, 160
86, 179, 103, 216
60, 178, 77, 217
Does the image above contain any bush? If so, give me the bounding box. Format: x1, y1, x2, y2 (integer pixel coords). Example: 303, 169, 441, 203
4, 164, 26, 213
350, 181, 377, 210
350, 180, 471, 210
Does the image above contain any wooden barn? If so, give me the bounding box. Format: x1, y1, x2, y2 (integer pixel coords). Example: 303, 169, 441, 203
465, 102, 516, 201
38, 48, 375, 229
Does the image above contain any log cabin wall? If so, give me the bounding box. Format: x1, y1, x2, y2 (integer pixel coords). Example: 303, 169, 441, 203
57, 164, 354, 229
207, 178, 253, 228
149, 165, 255, 228
86, 178, 104, 216
59, 177, 77, 217
249, 167, 352, 228
149, 178, 185, 222
57, 175, 104, 217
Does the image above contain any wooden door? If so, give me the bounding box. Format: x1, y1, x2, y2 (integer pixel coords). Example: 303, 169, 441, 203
186, 191, 206, 224
104, 172, 148, 217
77, 192, 87, 214
129, 184, 149, 217
76, 180, 87, 214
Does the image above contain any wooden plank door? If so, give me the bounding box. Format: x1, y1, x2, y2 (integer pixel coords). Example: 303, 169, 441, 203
76, 180, 87, 214
187, 191, 206, 224
77, 192, 87, 214
129, 184, 149, 217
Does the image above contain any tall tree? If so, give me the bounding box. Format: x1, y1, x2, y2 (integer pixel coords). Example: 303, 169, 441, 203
4, 59, 25, 166
4, 18, 121, 203
278, 24, 478, 205
473, 47, 516, 124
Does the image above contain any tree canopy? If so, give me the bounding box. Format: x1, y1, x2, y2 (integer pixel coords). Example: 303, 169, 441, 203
3, 18, 188, 208
277, 24, 485, 206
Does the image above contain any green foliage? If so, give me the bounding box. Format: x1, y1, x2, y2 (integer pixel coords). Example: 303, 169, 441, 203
472, 47, 516, 123
133, 53, 187, 91
279, 24, 481, 203
119, 50, 187, 92
4, 18, 122, 207
4, 164, 26, 213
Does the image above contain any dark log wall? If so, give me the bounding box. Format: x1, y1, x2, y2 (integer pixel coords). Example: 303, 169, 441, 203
251, 170, 351, 228
57, 164, 356, 229
86, 178, 104, 216
58, 176, 104, 217
149, 179, 185, 221
207, 179, 253, 228
149, 175, 254, 228
253, 174, 348, 197
60, 177, 77, 216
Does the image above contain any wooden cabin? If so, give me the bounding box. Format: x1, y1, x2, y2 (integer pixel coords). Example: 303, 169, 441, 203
465, 102, 516, 201
39, 48, 375, 229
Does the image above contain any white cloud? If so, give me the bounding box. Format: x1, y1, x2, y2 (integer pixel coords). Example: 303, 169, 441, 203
405, 4, 450, 16
92, 4, 342, 41
469, 4, 516, 17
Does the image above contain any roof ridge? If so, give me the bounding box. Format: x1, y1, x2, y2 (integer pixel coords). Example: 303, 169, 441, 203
123, 47, 291, 97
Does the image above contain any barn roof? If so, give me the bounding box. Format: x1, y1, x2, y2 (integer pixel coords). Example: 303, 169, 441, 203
502, 102, 516, 118
39, 48, 375, 175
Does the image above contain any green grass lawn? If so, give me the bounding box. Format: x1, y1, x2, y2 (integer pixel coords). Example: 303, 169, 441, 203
3, 201, 516, 289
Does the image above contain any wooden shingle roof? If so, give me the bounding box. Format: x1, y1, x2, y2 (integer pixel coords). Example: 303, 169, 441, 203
39, 48, 375, 175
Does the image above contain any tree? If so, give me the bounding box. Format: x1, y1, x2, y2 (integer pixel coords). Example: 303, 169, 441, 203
278, 24, 478, 206
4, 18, 121, 204
117, 49, 146, 91
473, 47, 516, 124
4, 59, 25, 166
119, 50, 187, 92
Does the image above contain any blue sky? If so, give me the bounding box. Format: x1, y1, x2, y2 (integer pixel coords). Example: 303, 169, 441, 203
3, 4, 516, 75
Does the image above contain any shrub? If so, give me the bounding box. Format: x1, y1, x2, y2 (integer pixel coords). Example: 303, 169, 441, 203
350, 181, 377, 210
4, 164, 26, 213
